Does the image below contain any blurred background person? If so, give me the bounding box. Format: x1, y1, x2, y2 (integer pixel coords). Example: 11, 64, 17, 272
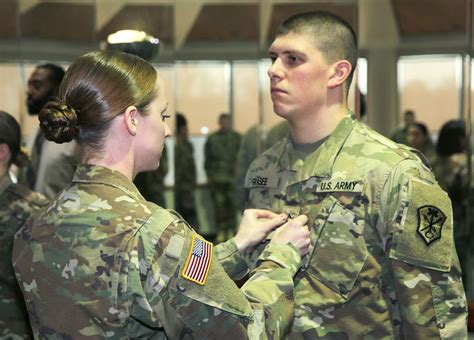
174, 112, 198, 227
205, 113, 241, 242
0, 110, 48, 338
432, 119, 469, 284
407, 121, 436, 165
235, 123, 264, 212
134, 145, 168, 207
22, 63, 81, 199
390, 109, 415, 145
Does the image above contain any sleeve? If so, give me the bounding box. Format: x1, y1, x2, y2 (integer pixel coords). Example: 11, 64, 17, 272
378, 159, 468, 339
136, 211, 301, 339
214, 238, 249, 280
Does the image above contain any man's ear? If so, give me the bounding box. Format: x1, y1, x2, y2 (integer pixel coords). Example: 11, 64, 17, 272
0, 143, 10, 163
124, 106, 139, 136
327, 60, 352, 89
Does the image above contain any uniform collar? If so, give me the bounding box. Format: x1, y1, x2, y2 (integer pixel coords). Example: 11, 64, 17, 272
72, 163, 145, 201
276, 113, 356, 180
0, 174, 12, 196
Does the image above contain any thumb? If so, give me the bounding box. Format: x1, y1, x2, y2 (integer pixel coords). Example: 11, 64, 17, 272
290, 215, 308, 227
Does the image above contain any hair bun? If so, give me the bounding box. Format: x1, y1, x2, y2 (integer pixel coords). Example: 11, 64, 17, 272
39, 100, 79, 143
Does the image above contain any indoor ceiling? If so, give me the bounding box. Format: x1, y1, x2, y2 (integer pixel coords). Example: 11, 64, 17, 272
0, 0, 471, 62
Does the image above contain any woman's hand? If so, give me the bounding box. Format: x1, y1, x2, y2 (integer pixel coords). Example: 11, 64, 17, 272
271, 215, 310, 257
233, 209, 288, 254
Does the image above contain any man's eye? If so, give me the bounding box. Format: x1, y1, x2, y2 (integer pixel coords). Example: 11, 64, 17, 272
287, 55, 299, 63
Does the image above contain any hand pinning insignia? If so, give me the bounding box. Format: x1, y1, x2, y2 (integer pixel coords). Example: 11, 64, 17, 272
416, 205, 446, 245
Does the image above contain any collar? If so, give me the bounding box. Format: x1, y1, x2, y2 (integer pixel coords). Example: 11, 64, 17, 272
72, 164, 145, 201
0, 174, 12, 196
276, 113, 357, 181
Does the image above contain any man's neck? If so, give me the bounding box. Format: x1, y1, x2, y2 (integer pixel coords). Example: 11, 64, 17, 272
288, 104, 348, 144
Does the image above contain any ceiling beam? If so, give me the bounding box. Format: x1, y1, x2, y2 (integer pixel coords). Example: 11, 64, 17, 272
174, 1, 203, 50
259, 0, 273, 49
95, 0, 125, 32
18, 0, 40, 14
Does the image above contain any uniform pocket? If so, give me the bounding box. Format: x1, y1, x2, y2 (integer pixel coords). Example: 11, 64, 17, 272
305, 197, 368, 298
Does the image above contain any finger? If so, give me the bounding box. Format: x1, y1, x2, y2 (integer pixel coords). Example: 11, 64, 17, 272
248, 209, 282, 219
259, 214, 288, 232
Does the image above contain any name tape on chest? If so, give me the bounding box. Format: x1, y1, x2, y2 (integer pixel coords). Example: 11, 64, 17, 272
316, 180, 363, 193
247, 175, 278, 188
182, 235, 213, 285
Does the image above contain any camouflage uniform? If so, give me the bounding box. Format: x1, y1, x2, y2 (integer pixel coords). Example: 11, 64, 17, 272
245, 114, 468, 339
134, 146, 169, 207
175, 136, 198, 227
390, 126, 408, 145
432, 153, 471, 285
13, 163, 302, 339
205, 129, 242, 238
0, 174, 48, 339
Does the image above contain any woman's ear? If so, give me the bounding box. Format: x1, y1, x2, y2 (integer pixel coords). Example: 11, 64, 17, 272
124, 106, 139, 136
0, 143, 10, 163
327, 60, 352, 89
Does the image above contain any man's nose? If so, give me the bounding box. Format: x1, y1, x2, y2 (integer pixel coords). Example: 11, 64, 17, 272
268, 59, 283, 80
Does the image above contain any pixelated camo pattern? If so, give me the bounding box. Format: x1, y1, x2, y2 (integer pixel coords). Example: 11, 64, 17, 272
13, 164, 301, 339
245, 113, 468, 339
0, 175, 48, 339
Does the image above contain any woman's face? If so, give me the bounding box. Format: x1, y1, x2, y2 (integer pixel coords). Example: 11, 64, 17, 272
407, 125, 425, 150
135, 76, 171, 173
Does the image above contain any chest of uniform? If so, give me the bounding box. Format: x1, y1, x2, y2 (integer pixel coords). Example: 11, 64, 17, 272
249, 174, 367, 217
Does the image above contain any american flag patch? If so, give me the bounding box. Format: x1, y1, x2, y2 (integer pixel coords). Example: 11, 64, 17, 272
181, 235, 213, 285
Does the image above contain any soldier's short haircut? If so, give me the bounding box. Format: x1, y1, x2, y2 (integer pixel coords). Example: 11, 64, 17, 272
37, 63, 65, 89
276, 11, 358, 89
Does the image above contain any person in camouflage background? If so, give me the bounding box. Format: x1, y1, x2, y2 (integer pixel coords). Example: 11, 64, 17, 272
174, 113, 198, 227
390, 110, 415, 145
13, 50, 311, 338
0, 111, 48, 339
245, 12, 468, 338
205, 113, 242, 242
134, 145, 169, 207
432, 120, 470, 287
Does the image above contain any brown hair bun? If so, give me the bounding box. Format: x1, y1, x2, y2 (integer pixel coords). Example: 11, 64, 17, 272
39, 100, 79, 143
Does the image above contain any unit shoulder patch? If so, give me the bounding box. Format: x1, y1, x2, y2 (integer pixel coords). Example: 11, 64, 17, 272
416, 205, 446, 246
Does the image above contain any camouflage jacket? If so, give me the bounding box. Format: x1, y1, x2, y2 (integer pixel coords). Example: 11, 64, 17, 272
245, 114, 468, 339
205, 129, 242, 183
175, 136, 196, 191
0, 174, 48, 338
13, 164, 302, 339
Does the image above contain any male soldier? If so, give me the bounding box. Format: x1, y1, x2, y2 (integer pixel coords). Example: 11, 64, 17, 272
24, 63, 80, 198
205, 113, 241, 241
390, 109, 415, 145
174, 113, 198, 226
245, 12, 467, 338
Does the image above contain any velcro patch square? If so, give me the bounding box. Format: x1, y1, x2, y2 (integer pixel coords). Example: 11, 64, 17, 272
182, 235, 213, 285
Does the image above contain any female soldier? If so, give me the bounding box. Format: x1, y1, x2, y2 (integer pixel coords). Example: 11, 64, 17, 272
0, 111, 48, 338
13, 51, 310, 339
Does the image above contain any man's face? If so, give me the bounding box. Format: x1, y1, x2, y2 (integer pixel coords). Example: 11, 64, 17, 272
26, 68, 56, 115
267, 32, 330, 121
